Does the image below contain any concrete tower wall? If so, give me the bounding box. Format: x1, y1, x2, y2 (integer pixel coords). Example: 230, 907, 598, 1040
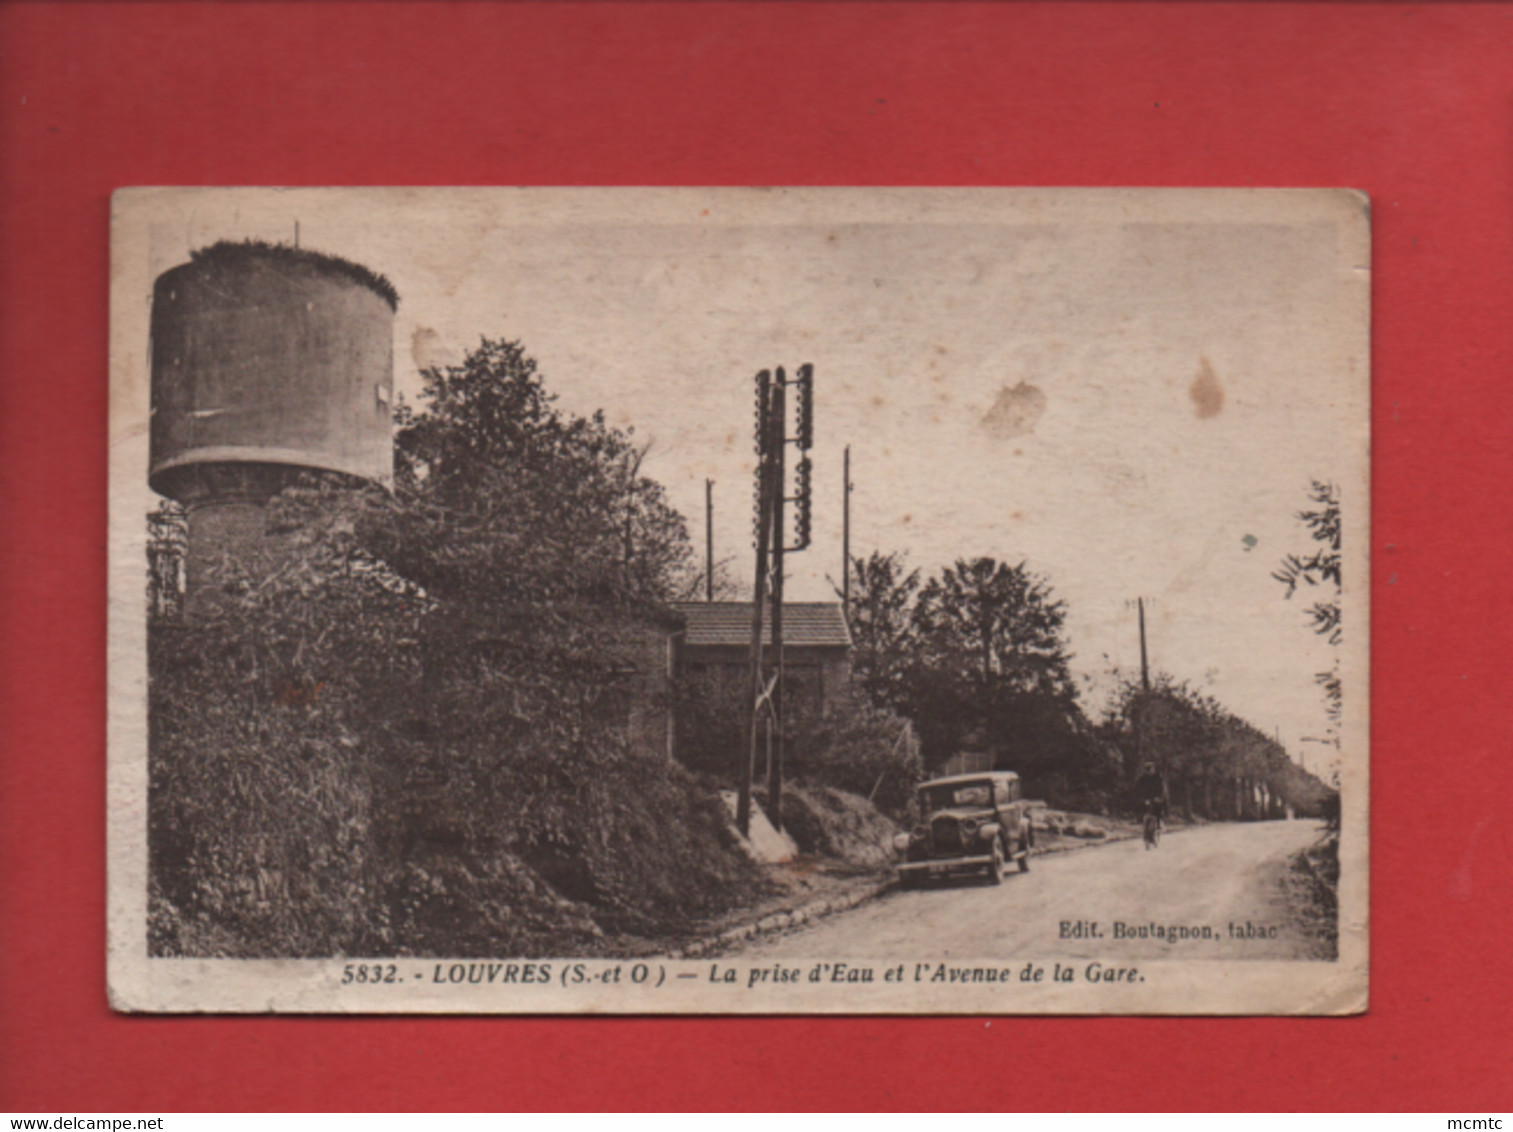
147, 243, 397, 613
149, 245, 396, 502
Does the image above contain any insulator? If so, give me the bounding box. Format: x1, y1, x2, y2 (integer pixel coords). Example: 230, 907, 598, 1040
793, 363, 814, 450
792, 491, 811, 552
795, 455, 812, 498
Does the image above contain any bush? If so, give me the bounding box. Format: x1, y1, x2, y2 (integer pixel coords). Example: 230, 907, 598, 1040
670, 666, 750, 779
149, 620, 383, 957
380, 849, 603, 958
789, 694, 922, 819
780, 785, 899, 869
493, 736, 769, 937
148, 569, 768, 956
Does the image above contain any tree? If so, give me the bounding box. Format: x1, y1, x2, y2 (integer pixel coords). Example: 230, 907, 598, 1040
912, 557, 1073, 695
344, 337, 705, 810
905, 557, 1081, 776
1273, 480, 1341, 644
379, 338, 695, 606
1273, 480, 1342, 742
837, 550, 922, 712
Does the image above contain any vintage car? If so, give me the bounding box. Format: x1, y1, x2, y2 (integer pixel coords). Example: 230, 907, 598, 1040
893, 771, 1035, 887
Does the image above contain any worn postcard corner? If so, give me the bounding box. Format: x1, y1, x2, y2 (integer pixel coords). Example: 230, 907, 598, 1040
108, 187, 1368, 1014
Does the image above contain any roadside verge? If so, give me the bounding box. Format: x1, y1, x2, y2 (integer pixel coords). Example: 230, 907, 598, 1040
664, 814, 1157, 958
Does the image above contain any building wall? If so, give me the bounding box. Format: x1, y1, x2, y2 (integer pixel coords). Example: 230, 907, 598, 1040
820, 653, 853, 708
599, 621, 678, 762
676, 644, 851, 713
670, 642, 853, 773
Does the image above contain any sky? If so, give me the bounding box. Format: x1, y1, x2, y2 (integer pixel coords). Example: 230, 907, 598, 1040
128, 188, 1369, 779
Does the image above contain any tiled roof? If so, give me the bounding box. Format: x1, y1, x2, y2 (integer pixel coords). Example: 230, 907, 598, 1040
671, 602, 852, 648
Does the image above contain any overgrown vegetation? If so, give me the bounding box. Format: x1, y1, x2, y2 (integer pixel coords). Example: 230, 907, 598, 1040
1274, 480, 1343, 771
1288, 830, 1339, 959
780, 785, 900, 870
188, 239, 401, 310
149, 339, 765, 957
671, 665, 752, 779
787, 694, 922, 820
674, 666, 923, 821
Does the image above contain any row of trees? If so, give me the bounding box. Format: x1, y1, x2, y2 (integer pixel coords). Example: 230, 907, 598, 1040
839, 549, 1335, 819
1105, 677, 1333, 821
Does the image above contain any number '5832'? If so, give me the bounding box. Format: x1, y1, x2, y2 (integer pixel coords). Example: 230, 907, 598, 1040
342, 964, 398, 984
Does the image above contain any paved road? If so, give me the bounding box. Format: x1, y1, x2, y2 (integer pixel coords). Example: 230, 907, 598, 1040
730, 820, 1332, 961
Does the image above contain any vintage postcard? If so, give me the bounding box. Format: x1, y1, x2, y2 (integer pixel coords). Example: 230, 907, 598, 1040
108, 187, 1368, 1013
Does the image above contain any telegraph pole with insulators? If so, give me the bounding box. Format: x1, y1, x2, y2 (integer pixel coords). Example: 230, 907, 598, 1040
739, 370, 775, 837
743, 363, 814, 837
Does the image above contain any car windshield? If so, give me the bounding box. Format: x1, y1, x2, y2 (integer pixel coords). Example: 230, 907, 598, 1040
921, 782, 992, 809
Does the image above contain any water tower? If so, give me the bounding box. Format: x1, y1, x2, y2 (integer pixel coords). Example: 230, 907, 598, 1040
149, 241, 398, 613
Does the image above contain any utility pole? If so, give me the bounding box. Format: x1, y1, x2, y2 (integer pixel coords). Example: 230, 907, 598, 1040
1138, 596, 1150, 693
767, 373, 788, 829
705, 479, 714, 601
1133, 596, 1153, 788
744, 363, 814, 837
842, 445, 852, 616
740, 371, 774, 838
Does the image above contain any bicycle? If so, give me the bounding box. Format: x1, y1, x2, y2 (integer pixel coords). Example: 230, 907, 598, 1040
1142, 803, 1162, 850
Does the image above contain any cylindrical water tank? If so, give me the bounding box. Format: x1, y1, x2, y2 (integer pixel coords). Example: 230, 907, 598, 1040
148, 242, 397, 613
149, 242, 397, 502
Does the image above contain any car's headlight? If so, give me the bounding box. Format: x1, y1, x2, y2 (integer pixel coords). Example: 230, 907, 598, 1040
962, 819, 979, 839
912, 825, 928, 841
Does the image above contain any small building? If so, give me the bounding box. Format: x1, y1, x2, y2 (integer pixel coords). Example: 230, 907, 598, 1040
671, 601, 853, 720
458, 601, 853, 773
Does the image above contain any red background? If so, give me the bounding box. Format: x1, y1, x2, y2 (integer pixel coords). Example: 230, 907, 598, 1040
2, 1, 1509, 1111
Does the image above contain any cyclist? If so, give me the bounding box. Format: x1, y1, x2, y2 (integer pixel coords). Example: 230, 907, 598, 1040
1135, 761, 1167, 849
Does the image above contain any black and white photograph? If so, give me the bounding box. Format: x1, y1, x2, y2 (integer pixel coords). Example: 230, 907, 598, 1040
107, 187, 1369, 1013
